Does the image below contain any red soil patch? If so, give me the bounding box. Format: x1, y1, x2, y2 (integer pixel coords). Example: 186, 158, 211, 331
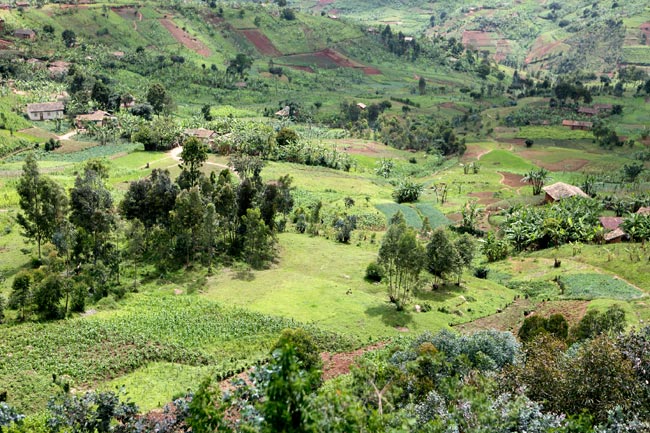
316, 48, 360, 68
462, 31, 495, 48
468, 191, 499, 205
159, 18, 211, 57
240, 29, 282, 56
111, 6, 138, 20
525, 38, 563, 64
440, 101, 469, 113
287, 65, 315, 73
501, 138, 526, 146
446, 212, 462, 223
321, 342, 386, 381
533, 300, 589, 327
495, 39, 511, 62
498, 171, 524, 188
363, 67, 382, 75
314, 48, 381, 75
518, 150, 589, 171
204, 12, 224, 26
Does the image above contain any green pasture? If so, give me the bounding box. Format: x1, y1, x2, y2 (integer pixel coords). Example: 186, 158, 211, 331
206, 232, 516, 339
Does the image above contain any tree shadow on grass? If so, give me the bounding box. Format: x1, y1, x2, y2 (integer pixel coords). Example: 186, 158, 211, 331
232, 266, 255, 282
414, 284, 468, 302
366, 303, 414, 329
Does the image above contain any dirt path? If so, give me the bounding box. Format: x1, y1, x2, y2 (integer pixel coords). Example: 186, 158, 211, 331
218, 342, 386, 392
167, 146, 236, 177
57, 130, 77, 141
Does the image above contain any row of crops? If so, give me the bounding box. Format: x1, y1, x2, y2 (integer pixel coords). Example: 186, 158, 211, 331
375, 202, 451, 230
1, 294, 354, 413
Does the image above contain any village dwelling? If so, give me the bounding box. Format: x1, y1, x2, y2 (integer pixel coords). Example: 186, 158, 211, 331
599, 216, 625, 243
25, 102, 64, 121
75, 110, 113, 130
183, 128, 216, 144
356, 102, 367, 110
275, 105, 290, 117
542, 182, 589, 203
594, 104, 612, 112
577, 107, 599, 116
562, 119, 593, 130
604, 228, 626, 244
14, 29, 36, 40
15, 1, 30, 8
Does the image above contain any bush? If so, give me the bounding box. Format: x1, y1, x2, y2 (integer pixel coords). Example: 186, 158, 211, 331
392, 179, 424, 203
365, 262, 384, 282
473, 266, 489, 279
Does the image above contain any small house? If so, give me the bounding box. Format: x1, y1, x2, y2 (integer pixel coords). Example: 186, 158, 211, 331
603, 228, 625, 244
594, 104, 612, 112
577, 107, 599, 116
183, 128, 216, 143
75, 110, 112, 129
542, 182, 589, 203
640, 22, 650, 32
275, 105, 290, 117
15, 1, 30, 8
636, 206, 650, 215
0, 5, 10, 10
356, 102, 367, 110
599, 216, 624, 231
14, 29, 36, 40
562, 119, 592, 130
25, 102, 64, 121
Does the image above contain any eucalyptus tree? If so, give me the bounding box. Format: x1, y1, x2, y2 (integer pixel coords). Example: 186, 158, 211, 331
16, 153, 69, 260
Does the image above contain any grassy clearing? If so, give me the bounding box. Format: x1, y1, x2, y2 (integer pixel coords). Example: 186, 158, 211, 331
205, 232, 516, 339
100, 362, 212, 412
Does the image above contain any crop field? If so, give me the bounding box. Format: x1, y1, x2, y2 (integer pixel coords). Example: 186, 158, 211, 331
0, 293, 350, 413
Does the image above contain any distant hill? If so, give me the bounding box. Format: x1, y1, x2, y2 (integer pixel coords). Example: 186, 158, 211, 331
295, 0, 650, 75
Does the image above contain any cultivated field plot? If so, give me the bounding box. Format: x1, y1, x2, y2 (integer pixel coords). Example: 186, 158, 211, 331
278, 48, 380, 74
240, 28, 283, 56
159, 18, 211, 57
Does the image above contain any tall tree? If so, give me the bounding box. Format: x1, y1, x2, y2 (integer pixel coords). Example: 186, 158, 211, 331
16, 153, 69, 259
179, 137, 209, 188
146, 83, 173, 115
171, 187, 205, 266
9, 271, 32, 321
378, 212, 425, 309
241, 208, 275, 269
69, 161, 116, 264
425, 228, 459, 285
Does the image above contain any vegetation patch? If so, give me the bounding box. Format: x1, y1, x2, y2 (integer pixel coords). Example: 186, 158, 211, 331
559, 273, 644, 301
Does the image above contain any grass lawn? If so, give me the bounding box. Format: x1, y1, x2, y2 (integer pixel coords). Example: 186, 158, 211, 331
205, 232, 516, 339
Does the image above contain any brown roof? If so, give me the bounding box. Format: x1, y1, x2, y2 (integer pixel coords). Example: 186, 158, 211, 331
14, 29, 35, 37
543, 182, 589, 200
15, 2, 30, 7
184, 128, 215, 139
594, 104, 612, 111
275, 106, 290, 117
562, 119, 593, 128
604, 228, 625, 241
26, 101, 64, 113
76, 110, 110, 122
578, 107, 599, 115
599, 217, 624, 231
636, 207, 650, 215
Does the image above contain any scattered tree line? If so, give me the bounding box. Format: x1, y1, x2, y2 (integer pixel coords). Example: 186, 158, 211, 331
7, 149, 293, 322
